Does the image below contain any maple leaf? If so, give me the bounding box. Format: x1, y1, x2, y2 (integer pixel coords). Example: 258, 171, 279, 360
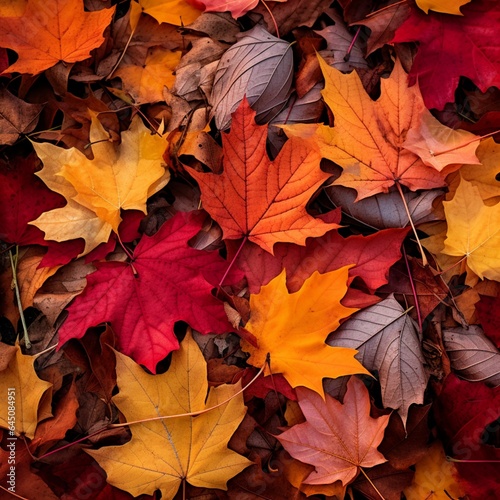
58, 211, 237, 373
415, 0, 471, 14
277, 377, 390, 486
198, 0, 286, 19
327, 295, 429, 426
240, 267, 370, 397
392, 0, 500, 109
136, 0, 202, 26
30, 115, 169, 256
282, 57, 448, 200
441, 175, 500, 280
0, 0, 115, 75
88, 330, 252, 499
190, 98, 339, 254
0, 344, 52, 439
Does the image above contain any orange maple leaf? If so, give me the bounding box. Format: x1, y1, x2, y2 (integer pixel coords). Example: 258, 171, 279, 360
189, 98, 339, 254
0, 0, 115, 75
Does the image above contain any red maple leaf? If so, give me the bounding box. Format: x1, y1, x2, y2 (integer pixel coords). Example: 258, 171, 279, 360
392, 0, 500, 109
58, 211, 237, 373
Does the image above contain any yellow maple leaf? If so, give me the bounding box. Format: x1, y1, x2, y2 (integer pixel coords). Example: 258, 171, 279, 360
442, 175, 500, 281
404, 441, 466, 499
136, 0, 201, 26
87, 330, 251, 499
282, 56, 449, 200
114, 47, 182, 104
241, 268, 369, 398
30, 115, 169, 255
416, 0, 471, 15
0, 344, 52, 439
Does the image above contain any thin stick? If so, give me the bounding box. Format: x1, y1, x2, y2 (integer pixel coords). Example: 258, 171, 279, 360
0, 485, 29, 500
217, 236, 248, 294
359, 468, 386, 500
260, 0, 280, 38
109, 356, 268, 429
396, 183, 428, 266
344, 26, 362, 62
402, 246, 422, 333
9, 247, 30, 349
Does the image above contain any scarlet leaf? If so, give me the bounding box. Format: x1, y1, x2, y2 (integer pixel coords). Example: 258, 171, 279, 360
58, 211, 237, 373
190, 98, 339, 254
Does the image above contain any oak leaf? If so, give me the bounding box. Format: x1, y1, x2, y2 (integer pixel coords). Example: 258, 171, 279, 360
282, 57, 448, 200
30, 115, 169, 256
88, 330, 251, 499
190, 98, 339, 254
392, 0, 500, 109
240, 267, 369, 397
327, 295, 428, 426
277, 377, 390, 486
416, 0, 471, 14
442, 176, 500, 280
58, 211, 236, 373
0, 344, 52, 439
0, 0, 115, 75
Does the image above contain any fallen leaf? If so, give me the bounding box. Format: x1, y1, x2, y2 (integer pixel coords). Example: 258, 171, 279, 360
0, 344, 52, 438
415, 0, 471, 15
136, 0, 202, 26
277, 377, 390, 486
0, 0, 114, 75
282, 57, 448, 200
441, 175, 500, 280
198, 0, 285, 18
327, 295, 428, 426
87, 330, 252, 499
30, 115, 169, 256
392, 0, 500, 109
443, 325, 500, 386
0, 88, 44, 144
58, 211, 237, 373
475, 294, 500, 348
403, 440, 465, 500
190, 98, 339, 254
241, 267, 369, 397
210, 25, 293, 130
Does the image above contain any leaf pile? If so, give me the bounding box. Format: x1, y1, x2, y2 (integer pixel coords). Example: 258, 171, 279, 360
1, 0, 500, 499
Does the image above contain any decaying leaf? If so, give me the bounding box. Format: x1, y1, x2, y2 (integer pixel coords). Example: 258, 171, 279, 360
241, 267, 369, 397
277, 377, 390, 486
87, 330, 251, 499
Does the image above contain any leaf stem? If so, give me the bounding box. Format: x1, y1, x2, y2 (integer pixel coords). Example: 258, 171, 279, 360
9, 247, 30, 349
359, 467, 387, 500
395, 182, 428, 266
345, 26, 362, 62
217, 236, 248, 294
402, 245, 422, 333
260, 0, 280, 38
0, 485, 29, 500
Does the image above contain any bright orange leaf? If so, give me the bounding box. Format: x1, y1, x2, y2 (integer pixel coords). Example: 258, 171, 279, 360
240, 267, 369, 397
0, 0, 115, 75
189, 97, 340, 254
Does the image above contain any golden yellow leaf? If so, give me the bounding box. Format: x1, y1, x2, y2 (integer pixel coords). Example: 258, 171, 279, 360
282, 57, 448, 200
0, 344, 52, 439
241, 268, 369, 398
136, 0, 201, 26
30, 115, 169, 255
87, 330, 251, 499
404, 441, 466, 499
460, 138, 500, 202
0, 0, 26, 16
416, 0, 471, 15
114, 47, 181, 104
442, 175, 500, 281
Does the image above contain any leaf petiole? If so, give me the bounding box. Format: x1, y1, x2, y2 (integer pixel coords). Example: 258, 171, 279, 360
9, 247, 31, 349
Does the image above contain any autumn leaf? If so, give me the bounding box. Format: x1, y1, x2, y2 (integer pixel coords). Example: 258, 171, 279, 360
327, 295, 428, 426
282, 57, 449, 200
416, 0, 471, 15
392, 0, 500, 109
277, 377, 390, 486
30, 115, 169, 255
136, 0, 202, 26
87, 330, 251, 499
198, 0, 286, 19
241, 267, 369, 397
0, 0, 115, 75
0, 344, 52, 439
58, 211, 237, 373
190, 98, 339, 254
441, 175, 500, 280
